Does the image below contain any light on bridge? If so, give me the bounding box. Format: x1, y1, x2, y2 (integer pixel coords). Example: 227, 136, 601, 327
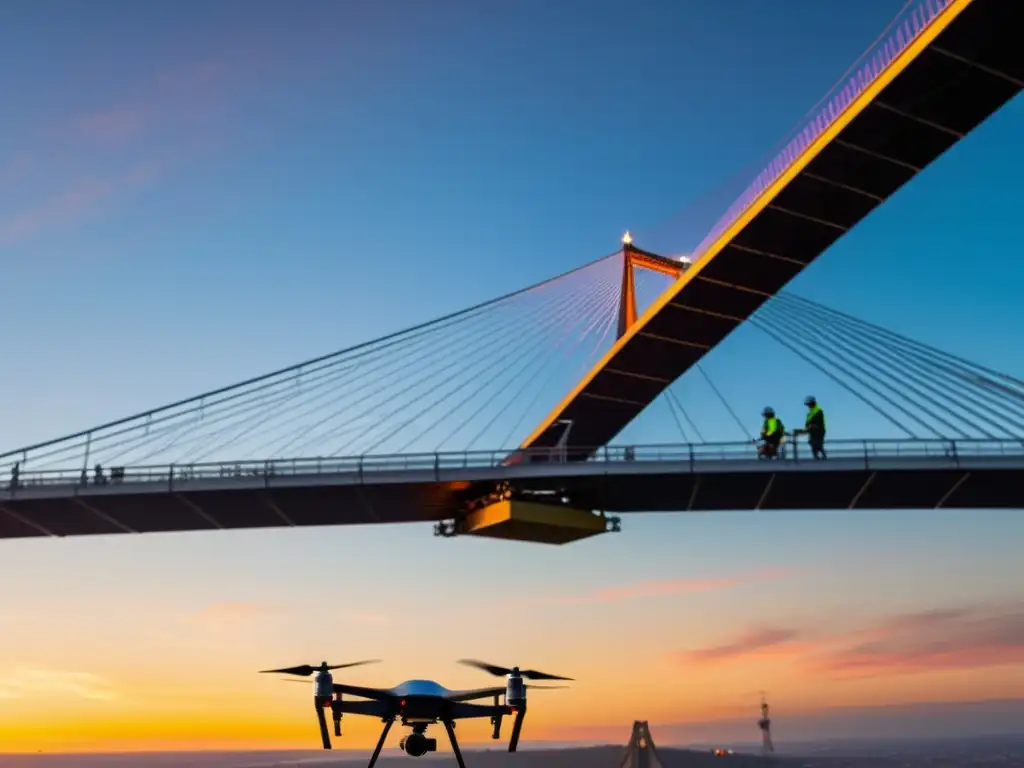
621, 231, 633, 246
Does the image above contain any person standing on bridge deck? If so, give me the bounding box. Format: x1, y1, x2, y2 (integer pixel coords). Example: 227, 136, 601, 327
800, 396, 827, 460
757, 407, 784, 459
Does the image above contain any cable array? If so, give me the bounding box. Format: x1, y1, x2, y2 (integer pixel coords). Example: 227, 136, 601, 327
748, 293, 1024, 439
631, 292, 1024, 447
5, 249, 1022, 473
2, 255, 623, 471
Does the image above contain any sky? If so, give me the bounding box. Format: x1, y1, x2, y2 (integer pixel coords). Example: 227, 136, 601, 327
1, 0, 1023, 755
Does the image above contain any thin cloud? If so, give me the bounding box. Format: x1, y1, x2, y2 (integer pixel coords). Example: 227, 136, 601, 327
0, 162, 162, 244
524, 567, 792, 607
0, 668, 116, 701
673, 602, 1024, 678
815, 609, 1024, 678
72, 106, 152, 143
5, 53, 248, 246
683, 626, 805, 663
67, 57, 229, 146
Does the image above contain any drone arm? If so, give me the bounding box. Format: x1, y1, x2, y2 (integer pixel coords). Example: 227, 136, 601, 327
335, 699, 389, 717
331, 683, 393, 701
444, 685, 507, 703
448, 701, 509, 720
366, 718, 394, 768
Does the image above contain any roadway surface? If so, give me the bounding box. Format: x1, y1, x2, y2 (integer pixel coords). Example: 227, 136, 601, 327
0, 439, 1021, 539
521, 0, 1024, 456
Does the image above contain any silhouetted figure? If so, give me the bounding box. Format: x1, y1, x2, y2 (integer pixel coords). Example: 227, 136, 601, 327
9, 462, 19, 490
94, 463, 106, 485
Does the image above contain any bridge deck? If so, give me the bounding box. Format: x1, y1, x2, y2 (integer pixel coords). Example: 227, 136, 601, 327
522, 0, 1023, 454
0, 439, 1020, 539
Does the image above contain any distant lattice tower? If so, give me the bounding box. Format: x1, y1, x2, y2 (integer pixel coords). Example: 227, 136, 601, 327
757, 695, 774, 754
620, 720, 666, 768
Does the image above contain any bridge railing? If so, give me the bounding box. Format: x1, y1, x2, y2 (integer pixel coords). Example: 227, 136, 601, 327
4, 437, 1024, 491
691, 0, 953, 262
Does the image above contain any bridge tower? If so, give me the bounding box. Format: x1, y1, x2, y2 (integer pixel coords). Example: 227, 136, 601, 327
620, 720, 666, 768
757, 695, 774, 754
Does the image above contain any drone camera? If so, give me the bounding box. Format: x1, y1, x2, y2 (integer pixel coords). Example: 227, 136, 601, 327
399, 733, 437, 757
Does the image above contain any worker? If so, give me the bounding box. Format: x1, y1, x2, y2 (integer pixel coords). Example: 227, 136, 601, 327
801, 396, 827, 459
757, 407, 785, 459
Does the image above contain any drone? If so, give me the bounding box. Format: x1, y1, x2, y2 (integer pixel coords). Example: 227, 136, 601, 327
260, 658, 572, 768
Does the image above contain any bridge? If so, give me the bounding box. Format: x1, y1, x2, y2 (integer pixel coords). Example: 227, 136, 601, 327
1, 0, 1022, 545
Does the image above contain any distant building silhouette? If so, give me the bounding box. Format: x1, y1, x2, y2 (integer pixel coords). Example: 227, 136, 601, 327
620, 720, 666, 768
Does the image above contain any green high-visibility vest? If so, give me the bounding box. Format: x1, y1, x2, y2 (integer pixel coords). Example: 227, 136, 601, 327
806, 405, 825, 430
764, 416, 783, 436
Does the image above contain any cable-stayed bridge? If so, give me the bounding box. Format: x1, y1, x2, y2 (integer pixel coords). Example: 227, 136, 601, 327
0, 0, 1021, 544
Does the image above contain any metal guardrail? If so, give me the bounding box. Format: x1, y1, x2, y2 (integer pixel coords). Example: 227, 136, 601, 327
4, 437, 1024, 491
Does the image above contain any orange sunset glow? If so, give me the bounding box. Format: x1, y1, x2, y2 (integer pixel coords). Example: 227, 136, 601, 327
2, 512, 1022, 753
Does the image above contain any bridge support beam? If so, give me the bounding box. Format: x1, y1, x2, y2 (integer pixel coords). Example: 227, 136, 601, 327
458, 499, 613, 545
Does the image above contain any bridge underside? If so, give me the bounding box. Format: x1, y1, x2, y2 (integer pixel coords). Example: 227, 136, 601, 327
1, 461, 1020, 541
522, 0, 1023, 456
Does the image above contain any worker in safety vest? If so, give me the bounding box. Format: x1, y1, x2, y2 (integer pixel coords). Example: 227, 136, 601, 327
757, 407, 784, 459
799, 396, 827, 459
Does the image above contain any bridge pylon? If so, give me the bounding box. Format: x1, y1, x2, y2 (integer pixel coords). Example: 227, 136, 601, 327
616, 234, 688, 341
620, 720, 666, 768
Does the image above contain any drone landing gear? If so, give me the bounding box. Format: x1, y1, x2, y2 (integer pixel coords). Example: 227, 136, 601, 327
508, 708, 526, 752
367, 717, 395, 768
443, 718, 467, 768
314, 696, 345, 750
332, 699, 343, 737
315, 700, 331, 750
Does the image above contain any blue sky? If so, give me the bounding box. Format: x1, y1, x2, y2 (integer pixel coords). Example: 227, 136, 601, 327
4, 0, 1022, 449
0, 0, 1022, 752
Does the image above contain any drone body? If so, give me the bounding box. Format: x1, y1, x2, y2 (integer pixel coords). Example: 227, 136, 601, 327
260, 659, 571, 768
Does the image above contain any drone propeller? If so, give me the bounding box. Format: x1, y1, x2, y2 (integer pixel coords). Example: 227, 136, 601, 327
458, 659, 573, 681
259, 660, 380, 677
527, 684, 569, 690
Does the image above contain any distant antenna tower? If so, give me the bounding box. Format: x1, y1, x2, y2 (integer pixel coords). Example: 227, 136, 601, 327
757, 693, 774, 754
